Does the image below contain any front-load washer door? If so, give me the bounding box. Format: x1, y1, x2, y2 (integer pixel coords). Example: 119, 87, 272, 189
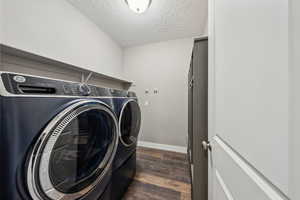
119, 99, 141, 147
27, 100, 118, 200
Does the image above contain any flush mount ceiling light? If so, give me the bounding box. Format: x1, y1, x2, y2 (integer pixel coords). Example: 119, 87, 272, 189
125, 0, 152, 14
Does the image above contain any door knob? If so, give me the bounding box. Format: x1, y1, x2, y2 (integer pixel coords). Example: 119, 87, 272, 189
202, 141, 212, 151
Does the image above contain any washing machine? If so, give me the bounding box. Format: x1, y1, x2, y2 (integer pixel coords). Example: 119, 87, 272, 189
111, 94, 141, 199
0, 72, 119, 200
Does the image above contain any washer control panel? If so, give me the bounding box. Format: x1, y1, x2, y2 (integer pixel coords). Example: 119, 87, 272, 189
0, 72, 135, 97
78, 83, 91, 96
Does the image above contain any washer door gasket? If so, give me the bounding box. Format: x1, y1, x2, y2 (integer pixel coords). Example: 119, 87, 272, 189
27, 100, 119, 200
119, 99, 141, 147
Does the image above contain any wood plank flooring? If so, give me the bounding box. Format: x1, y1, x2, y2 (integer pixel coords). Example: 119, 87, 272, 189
123, 147, 191, 200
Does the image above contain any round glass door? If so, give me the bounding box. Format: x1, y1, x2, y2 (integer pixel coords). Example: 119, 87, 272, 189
119, 99, 141, 147
27, 100, 118, 200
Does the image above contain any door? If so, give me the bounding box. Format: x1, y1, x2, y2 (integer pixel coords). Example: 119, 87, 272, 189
191, 38, 209, 200
207, 0, 297, 199
188, 57, 193, 174
119, 99, 141, 147
26, 100, 118, 200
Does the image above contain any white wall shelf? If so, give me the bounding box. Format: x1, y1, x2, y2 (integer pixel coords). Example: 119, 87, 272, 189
0, 44, 133, 89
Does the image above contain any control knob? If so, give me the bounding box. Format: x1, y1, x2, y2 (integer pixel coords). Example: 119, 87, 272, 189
78, 83, 91, 96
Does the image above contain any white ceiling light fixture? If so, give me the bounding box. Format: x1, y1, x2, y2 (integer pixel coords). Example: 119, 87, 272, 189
125, 0, 152, 14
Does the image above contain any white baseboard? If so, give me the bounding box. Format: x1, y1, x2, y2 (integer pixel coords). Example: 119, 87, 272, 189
138, 141, 187, 154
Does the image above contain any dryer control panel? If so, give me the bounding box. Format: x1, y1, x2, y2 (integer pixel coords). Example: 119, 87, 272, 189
0, 72, 136, 97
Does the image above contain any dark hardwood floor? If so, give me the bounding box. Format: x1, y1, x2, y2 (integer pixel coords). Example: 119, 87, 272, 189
123, 147, 191, 200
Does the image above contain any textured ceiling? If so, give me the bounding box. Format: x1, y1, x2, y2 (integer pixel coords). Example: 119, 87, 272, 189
67, 0, 207, 47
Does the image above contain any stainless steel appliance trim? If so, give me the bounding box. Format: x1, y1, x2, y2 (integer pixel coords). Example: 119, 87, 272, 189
27, 100, 119, 200
118, 99, 141, 148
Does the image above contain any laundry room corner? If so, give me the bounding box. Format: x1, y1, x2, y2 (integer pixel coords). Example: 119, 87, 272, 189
2, 0, 296, 199
122, 38, 195, 149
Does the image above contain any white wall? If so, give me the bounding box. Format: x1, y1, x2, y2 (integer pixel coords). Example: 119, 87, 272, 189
123, 38, 194, 147
1, 0, 123, 78
0, 0, 3, 43
290, 0, 300, 198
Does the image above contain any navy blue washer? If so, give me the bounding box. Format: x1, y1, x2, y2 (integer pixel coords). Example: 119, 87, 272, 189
111, 94, 141, 200
0, 72, 135, 200
112, 96, 141, 170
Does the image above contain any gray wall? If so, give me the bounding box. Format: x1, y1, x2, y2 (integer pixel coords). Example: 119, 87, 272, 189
123, 38, 194, 147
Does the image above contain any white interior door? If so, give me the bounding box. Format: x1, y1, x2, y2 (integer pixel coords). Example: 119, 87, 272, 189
207, 0, 299, 199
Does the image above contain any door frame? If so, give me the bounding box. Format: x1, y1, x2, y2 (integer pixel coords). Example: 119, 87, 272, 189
207, 0, 216, 198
